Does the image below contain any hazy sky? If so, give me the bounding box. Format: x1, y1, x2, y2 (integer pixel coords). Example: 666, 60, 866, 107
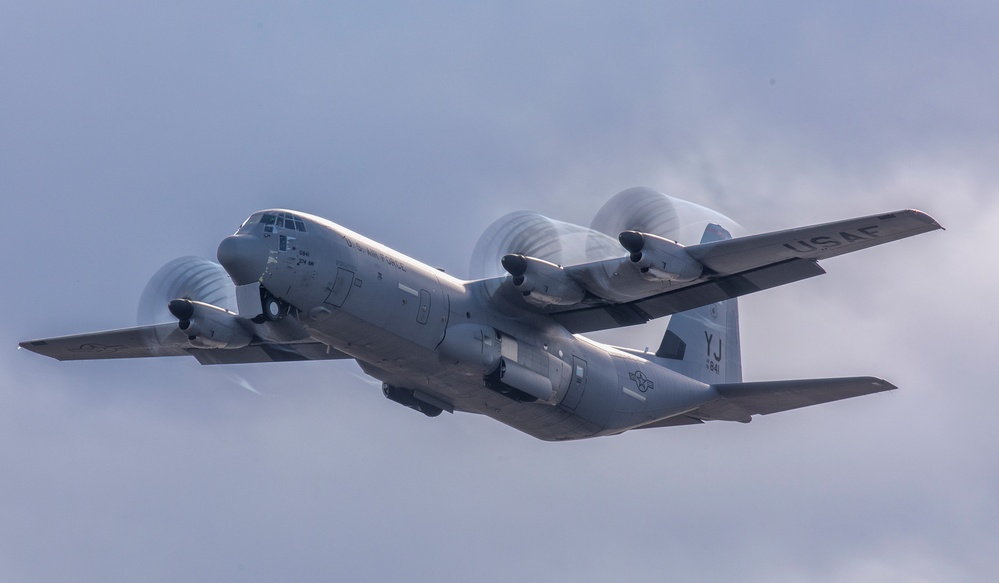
3, 3, 996, 581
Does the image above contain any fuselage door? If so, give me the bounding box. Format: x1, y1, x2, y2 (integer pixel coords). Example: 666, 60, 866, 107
417, 289, 431, 324
325, 268, 355, 307
561, 356, 588, 411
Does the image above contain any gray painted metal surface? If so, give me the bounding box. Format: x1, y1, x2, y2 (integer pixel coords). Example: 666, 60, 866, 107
19, 193, 942, 441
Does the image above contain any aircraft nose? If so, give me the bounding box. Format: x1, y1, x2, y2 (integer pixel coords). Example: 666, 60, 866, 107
217, 235, 269, 285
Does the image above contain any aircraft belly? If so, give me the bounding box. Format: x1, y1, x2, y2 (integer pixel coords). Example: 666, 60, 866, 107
423, 371, 606, 440
353, 358, 604, 440
481, 400, 604, 441
307, 312, 442, 378
305, 308, 602, 439
305, 298, 715, 440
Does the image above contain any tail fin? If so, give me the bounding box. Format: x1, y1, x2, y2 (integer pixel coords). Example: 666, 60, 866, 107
655, 223, 742, 384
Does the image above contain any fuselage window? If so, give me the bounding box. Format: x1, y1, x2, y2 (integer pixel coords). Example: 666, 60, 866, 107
260, 213, 277, 234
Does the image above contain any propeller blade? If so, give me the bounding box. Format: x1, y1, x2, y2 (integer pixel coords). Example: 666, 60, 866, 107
591, 187, 740, 246
137, 256, 237, 325
469, 211, 620, 278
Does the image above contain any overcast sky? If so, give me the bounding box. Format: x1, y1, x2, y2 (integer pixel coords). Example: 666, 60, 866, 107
3, 2, 996, 581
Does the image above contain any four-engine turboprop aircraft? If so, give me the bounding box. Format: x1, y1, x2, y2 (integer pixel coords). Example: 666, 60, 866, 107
19, 188, 942, 440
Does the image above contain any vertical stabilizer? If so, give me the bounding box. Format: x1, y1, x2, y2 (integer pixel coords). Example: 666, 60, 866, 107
655, 224, 742, 384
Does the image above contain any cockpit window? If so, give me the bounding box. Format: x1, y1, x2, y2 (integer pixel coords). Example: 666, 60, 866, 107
237, 212, 264, 233
259, 212, 306, 233
279, 213, 307, 232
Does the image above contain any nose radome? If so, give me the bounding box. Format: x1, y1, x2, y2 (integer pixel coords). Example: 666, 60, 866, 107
217, 235, 268, 285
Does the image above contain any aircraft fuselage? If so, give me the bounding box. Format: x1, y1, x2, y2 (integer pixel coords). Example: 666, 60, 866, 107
218, 210, 718, 440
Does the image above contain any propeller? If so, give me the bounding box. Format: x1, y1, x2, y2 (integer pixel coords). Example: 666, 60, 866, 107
469, 189, 739, 279
137, 256, 237, 325
590, 187, 740, 246
469, 211, 621, 278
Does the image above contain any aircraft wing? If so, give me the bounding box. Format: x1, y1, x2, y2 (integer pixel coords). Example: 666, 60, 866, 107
486, 209, 941, 333
552, 257, 826, 332
19, 324, 352, 365
641, 376, 896, 427
683, 209, 941, 272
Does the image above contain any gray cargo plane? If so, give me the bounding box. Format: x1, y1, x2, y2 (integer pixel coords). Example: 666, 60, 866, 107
20, 188, 942, 440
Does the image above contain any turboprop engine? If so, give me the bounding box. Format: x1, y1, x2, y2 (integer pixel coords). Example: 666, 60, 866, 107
501, 253, 585, 308
618, 230, 703, 282
168, 299, 252, 349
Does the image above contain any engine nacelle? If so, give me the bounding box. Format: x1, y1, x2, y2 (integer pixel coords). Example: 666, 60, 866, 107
168, 299, 252, 349
619, 231, 703, 282
501, 254, 585, 308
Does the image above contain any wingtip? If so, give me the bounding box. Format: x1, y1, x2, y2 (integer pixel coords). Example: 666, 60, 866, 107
868, 376, 898, 392
17, 340, 46, 357
906, 209, 945, 231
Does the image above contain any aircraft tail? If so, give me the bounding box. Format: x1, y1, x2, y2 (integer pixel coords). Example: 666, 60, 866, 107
654, 223, 742, 384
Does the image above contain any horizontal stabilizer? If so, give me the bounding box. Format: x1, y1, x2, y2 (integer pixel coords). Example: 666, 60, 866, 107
636, 377, 896, 429
696, 377, 896, 422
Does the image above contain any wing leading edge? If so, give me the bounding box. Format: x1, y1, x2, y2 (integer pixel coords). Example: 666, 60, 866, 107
19, 324, 351, 365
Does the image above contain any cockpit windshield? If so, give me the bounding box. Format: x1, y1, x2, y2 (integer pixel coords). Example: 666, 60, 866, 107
237, 211, 308, 234
260, 212, 307, 233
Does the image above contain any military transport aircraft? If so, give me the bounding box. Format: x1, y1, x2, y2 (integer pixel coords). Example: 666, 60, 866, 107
20, 188, 942, 440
